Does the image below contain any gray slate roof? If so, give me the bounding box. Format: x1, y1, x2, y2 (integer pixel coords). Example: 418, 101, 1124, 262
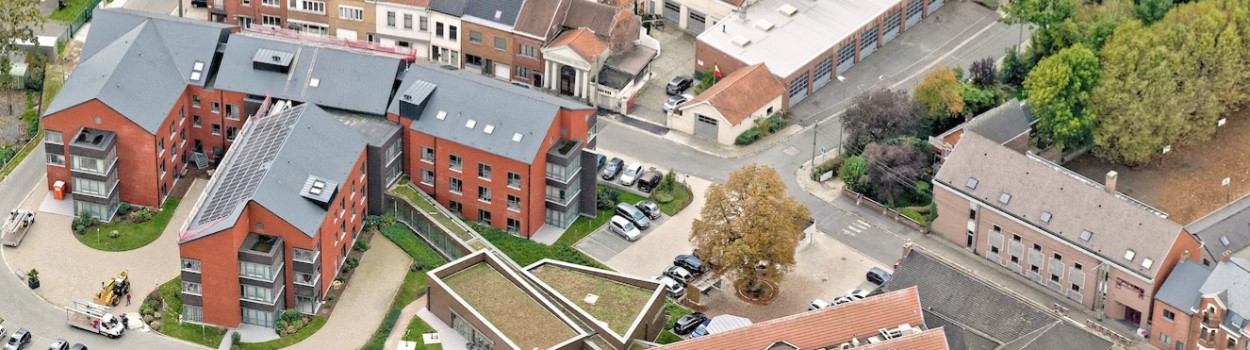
214, 33, 406, 116
955, 99, 1035, 145
183, 104, 367, 241
463, 0, 524, 26
1187, 194, 1250, 260
1201, 258, 1250, 329
44, 9, 232, 132
936, 132, 1184, 279
330, 109, 402, 147
388, 65, 592, 164
431, 0, 469, 16
884, 250, 1113, 350
1156, 260, 1212, 314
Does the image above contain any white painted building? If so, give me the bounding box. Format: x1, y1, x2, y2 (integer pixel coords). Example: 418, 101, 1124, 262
375, 0, 432, 59
650, 0, 746, 34
428, 0, 464, 66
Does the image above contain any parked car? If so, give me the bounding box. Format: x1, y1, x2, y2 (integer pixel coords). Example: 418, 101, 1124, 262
0, 326, 6, 342
666, 76, 694, 95
635, 200, 662, 220
675, 254, 705, 275
68, 346, 86, 350
48, 340, 69, 350
867, 267, 892, 285
5, 328, 31, 350
510, 82, 531, 89
663, 266, 693, 284
808, 299, 830, 311
615, 202, 651, 230
847, 289, 871, 300
671, 312, 707, 335
608, 216, 642, 242
652, 275, 686, 299
689, 320, 711, 338
595, 154, 606, 169
601, 157, 625, 180
663, 94, 694, 112
832, 296, 854, 305
619, 163, 644, 186
636, 170, 663, 192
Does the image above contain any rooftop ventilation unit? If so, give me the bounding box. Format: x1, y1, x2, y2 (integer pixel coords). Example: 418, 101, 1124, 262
754, 19, 775, 31
399, 80, 437, 120
731, 36, 751, 47
777, 4, 798, 16
252, 48, 295, 73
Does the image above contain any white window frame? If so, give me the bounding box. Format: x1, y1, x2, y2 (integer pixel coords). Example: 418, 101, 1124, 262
262, 14, 281, 26
261, 0, 279, 6
47, 153, 65, 167
45, 130, 63, 144
339, 5, 364, 21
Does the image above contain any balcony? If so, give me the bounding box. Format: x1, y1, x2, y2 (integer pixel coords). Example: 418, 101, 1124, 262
545, 186, 581, 208
545, 139, 582, 183
240, 285, 285, 306
293, 248, 320, 264
294, 271, 321, 287
69, 128, 116, 152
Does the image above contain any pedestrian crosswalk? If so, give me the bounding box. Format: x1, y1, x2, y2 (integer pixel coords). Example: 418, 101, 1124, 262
841, 219, 871, 236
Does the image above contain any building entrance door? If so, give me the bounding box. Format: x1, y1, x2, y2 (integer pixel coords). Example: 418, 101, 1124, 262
560, 65, 576, 96
1124, 307, 1142, 325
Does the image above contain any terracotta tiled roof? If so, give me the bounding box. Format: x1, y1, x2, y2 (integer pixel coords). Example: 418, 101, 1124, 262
548, 28, 607, 61
514, 0, 567, 39
378, 0, 430, 7
654, 287, 927, 350
858, 328, 950, 350
681, 63, 784, 126
722, 0, 745, 6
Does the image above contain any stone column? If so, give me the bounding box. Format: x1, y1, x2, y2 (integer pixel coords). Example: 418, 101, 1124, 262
574, 69, 584, 98
544, 61, 554, 90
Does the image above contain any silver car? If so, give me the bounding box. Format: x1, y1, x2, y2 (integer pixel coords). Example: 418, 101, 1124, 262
651, 275, 686, 299
663, 94, 693, 112
619, 163, 644, 186
609, 215, 642, 241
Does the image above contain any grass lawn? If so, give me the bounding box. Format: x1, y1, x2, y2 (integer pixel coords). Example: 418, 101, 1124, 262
555, 185, 647, 246
361, 224, 447, 350
655, 301, 691, 344
391, 183, 475, 242
49, 0, 95, 22
238, 317, 328, 350
77, 198, 181, 251
158, 277, 226, 348
443, 264, 576, 350
476, 224, 608, 269
403, 314, 443, 350
529, 265, 652, 335
652, 183, 692, 216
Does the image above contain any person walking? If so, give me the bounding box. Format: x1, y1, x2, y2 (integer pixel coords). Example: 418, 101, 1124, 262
125, 292, 131, 306
121, 314, 129, 330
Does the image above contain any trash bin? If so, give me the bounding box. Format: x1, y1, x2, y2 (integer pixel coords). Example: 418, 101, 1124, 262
53, 180, 65, 200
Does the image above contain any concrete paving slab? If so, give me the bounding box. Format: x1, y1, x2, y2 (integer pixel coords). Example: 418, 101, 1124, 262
38, 191, 74, 216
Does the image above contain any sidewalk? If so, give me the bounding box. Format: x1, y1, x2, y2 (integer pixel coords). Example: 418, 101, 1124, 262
600, 115, 807, 160
793, 161, 1150, 349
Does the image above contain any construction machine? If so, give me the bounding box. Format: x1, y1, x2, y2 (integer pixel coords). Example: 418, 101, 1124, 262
94, 271, 130, 307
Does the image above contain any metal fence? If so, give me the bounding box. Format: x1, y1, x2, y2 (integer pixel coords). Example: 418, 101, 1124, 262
385, 194, 469, 261
63, 0, 105, 42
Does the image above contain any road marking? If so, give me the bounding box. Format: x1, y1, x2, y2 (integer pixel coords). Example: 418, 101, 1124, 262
841, 229, 856, 236
847, 225, 863, 233
855, 219, 870, 227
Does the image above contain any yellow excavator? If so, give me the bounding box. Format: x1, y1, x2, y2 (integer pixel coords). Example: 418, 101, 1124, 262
94, 271, 130, 307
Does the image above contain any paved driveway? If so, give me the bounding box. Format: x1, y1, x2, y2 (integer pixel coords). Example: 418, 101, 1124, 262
629, 28, 697, 127
577, 214, 671, 263
7, 177, 205, 315
287, 235, 412, 350
603, 176, 710, 278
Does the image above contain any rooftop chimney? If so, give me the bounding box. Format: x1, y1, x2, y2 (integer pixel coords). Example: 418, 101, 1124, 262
1221, 250, 1233, 263
1105, 171, 1118, 194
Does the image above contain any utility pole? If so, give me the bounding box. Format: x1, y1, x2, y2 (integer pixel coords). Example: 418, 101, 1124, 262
810, 121, 818, 169
179, 0, 184, 18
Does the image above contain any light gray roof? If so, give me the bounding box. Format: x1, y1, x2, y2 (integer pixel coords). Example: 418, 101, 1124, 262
954, 99, 1035, 145
1188, 194, 1250, 260
331, 109, 403, 147
182, 104, 366, 241
463, 0, 524, 26
1155, 260, 1212, 314
1200, 258, 1250, 329
935, 132, 1184, 279
697, 0, 899, 77
44, 9, 232, 132
214, 33, 406, 116
885, 250, 1113, 350
388, 65, 592, 164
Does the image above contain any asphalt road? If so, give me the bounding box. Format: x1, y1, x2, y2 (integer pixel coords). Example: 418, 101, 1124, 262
0, 153, 204, 349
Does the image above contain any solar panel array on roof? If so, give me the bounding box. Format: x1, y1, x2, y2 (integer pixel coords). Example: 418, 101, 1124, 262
194, 105, 305, 226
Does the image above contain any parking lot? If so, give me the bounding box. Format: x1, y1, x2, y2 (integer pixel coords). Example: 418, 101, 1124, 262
577, 211, 674, 264
629, 27, 698, 127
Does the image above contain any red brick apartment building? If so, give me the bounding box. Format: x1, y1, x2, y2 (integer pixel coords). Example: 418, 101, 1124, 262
177, 104, 368, 327
387, 65, 599, 237
1152, 253, 1250, 350
41, 10, 236, 220
932, 132, 1203, 330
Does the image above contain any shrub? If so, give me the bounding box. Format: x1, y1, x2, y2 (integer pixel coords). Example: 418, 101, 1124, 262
899, 209, 927, 224
345, 257, 360, 269
353, 239, 370, 252
108, 230, 120, 239
72, 214, 99, 234
811, 154, 846, 181
363, 215, 387, 232
143, 315, 154, 324
150, 320, 162, 331
327, 294, 336, 301
839, 156, 869, 192
735, 127, 762, 145
128, 208, 155, 223
232, 332, 241, 345
654, 193, 674, 203
596, 186, 621, 210
116, 203, 131, 215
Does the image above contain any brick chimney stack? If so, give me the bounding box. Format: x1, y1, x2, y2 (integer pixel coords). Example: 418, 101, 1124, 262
1222, 250, 1233, 263
1105, 171, 1119, 194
